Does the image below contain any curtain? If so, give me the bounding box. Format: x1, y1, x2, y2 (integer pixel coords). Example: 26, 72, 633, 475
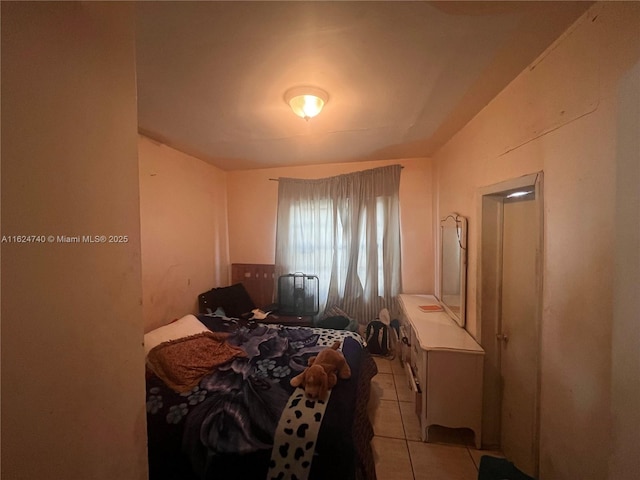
274, 165, 402, 326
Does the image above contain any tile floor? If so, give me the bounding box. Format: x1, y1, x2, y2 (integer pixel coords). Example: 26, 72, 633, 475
368, 356, 504, 480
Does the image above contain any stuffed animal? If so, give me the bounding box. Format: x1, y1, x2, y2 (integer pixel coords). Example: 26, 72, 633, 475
290, 341, 351, 400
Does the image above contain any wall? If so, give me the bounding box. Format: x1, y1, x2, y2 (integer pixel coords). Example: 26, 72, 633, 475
1, 3, 147, 479
226, 157, 434, 295
139, 135, 230, 331
432, 3, 640, 479
610, 59, 640, 479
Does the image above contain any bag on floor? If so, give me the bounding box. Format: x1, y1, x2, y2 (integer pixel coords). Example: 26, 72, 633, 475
365, 320, 391, 356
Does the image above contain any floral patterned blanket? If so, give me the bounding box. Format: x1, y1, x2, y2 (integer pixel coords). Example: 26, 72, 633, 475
147, 331, 246, 393
146, 315, 376, 480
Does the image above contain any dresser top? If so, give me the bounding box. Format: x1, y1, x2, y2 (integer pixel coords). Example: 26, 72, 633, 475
398, 294, 484, 354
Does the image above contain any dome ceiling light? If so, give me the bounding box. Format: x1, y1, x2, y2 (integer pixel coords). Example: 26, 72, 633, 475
284, 86, 329, 121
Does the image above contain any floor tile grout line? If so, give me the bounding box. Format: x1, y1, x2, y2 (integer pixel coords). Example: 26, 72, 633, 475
395, 358, 477, 478
373, 433, 409, 441
372, 435, 417, 480
458, 429, 481, 472
406, 438, 417, 480
391, 364, 417, 480
466, 444, 480, 472
392, 374, 413, 442
372, 364, 413, 478
376, 359, 484, 480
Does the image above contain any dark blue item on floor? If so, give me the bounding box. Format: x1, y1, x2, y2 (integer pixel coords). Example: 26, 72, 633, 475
478, 455, 536, 480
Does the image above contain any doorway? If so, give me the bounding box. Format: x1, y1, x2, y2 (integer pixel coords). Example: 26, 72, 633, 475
478, 173, 543, 478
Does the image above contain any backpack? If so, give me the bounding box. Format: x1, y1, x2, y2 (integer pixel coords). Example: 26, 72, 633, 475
365, 320, 391, 356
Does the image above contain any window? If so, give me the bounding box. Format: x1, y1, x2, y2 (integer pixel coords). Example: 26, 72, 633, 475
275, 165, 402, 325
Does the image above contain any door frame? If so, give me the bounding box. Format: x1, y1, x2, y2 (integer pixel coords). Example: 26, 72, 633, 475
476, 172, 543, 476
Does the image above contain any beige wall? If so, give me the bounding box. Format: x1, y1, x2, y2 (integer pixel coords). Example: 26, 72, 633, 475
139, 136, 230, 331
610, 59, 640, 479
226, 157, 434, 295
1, 3, 147, 479
432, 3, 640, 479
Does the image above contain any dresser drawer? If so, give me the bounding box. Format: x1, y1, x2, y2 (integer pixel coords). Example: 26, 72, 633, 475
404, 361, 422, 418
409, 325, 425, 383
409, 324, 418, 371
399, 325, 411, 364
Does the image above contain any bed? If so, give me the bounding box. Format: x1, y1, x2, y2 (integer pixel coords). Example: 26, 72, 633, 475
145, 313, 378, 480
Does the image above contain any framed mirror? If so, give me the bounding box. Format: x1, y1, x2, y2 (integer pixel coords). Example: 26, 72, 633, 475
438, 213, 468, 327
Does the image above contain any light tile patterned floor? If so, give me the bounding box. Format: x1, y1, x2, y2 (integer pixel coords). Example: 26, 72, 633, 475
369, 356, 504, 480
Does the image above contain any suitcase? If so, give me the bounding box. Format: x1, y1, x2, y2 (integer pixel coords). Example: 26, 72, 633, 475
277, 273, 319, 316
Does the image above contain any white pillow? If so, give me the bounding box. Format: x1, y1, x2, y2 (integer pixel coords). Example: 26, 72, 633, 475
143, 314, 209, 355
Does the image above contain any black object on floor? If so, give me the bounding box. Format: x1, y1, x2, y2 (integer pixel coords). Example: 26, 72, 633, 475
478, 455, 536, 480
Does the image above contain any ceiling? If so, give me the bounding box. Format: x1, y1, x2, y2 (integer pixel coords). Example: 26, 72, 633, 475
135, 1, 590, 171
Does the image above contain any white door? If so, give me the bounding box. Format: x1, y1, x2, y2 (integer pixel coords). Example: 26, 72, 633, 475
499, 195, 539, 476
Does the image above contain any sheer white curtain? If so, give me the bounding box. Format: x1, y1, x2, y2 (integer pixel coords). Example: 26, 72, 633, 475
274, 165, 402, 326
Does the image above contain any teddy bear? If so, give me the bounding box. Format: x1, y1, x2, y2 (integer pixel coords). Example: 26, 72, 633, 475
290, 340, 351, 400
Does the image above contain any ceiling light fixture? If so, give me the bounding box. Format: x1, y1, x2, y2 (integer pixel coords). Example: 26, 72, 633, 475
284, 86, 328, 121
506, 190, 534, 199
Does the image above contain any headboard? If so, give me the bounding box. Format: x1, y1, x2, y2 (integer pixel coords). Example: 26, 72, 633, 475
231, 263, 276, 308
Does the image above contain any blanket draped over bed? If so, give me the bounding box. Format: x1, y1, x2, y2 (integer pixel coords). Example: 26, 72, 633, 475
146, 315, 378, 480
147, 331, 246, 393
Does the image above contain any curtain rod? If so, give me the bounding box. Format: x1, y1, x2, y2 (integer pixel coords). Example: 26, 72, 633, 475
269, 165, 404, 181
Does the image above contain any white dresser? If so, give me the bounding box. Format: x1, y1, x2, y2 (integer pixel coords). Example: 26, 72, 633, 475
398, 294, 484, 448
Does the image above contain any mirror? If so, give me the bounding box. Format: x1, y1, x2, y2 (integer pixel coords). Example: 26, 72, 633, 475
438, 214, 467, 327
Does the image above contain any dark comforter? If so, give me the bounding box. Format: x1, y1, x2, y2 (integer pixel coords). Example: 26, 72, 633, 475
146, 315, 377, 480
